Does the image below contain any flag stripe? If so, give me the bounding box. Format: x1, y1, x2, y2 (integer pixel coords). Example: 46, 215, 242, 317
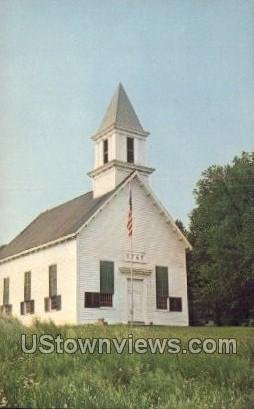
127, 187, 133, 236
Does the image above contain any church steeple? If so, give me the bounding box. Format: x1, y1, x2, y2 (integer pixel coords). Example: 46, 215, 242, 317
88, 84, 154, 198
97, 83, 147, 136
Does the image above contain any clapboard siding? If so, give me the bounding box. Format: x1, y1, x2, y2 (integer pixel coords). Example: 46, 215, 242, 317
0, 240, 77, 325
0, 178, 189, 326
78, 177, 189, 325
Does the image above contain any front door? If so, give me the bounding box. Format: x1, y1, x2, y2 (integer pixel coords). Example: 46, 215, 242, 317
127, 279, 144, 322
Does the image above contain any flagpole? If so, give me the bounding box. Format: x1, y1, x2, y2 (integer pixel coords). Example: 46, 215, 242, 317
129, 181, 134, 324
130, 222, 134, 324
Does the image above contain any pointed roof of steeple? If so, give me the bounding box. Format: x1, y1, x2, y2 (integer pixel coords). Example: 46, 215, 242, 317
96, 83, 148, 136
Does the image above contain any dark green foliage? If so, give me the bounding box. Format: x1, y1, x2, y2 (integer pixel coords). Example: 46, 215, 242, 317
188, 152, 254, 325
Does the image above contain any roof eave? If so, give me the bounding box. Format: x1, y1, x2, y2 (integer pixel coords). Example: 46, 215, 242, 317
87, 160, 155, 178
91, 125, 149, 141
0, 233, 77, 265
80, 170, 192, 251
136, 178, 193, 251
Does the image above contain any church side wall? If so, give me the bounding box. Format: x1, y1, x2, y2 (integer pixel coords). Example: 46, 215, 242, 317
0, 239, 77, 325
78, 179, 189, 326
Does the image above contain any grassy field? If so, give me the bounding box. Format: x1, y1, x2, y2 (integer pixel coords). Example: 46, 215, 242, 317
0, 317, 253, 408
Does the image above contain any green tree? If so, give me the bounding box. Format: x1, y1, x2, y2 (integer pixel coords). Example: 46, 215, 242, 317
175, 219, 188, 237
188, 152, 254, 325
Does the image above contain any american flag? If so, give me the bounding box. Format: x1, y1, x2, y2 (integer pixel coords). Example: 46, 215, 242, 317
127, 186, 133, 237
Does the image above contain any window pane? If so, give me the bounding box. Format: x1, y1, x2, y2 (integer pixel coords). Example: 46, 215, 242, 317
51, 295, 61, 310
169, 297, 182, 312
156, 295, 167, 309
100, 293, 113, 307
103, 139, 108, 164
127, 137, 134, 163
85, 292, 100, 308
1, 304, 12, 315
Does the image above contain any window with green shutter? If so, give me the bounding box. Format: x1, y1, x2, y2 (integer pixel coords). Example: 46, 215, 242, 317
24, 271, 31, 301
49, 265, 57, 297
45, 265, 61, 312
21, 271, 35, 315
3, 277, 9, 306
83, 261, 114, 309
156, 266, 168, 309
21, 300, 34, 315
51, 295, 61, 311
100, 261, 114, 294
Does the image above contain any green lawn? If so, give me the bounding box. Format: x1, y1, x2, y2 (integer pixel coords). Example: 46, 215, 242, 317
0, 316, 253, 409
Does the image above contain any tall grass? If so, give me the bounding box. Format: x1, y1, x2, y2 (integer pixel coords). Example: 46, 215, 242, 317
0, 317, 253, 408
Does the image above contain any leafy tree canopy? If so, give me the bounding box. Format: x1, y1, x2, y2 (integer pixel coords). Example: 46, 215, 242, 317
188, 152, 254, 325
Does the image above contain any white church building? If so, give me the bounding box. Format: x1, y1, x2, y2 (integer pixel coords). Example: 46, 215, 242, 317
0, 84, 191, 326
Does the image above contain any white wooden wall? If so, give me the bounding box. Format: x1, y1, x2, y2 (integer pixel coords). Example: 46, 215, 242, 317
94, 131, 147, 168
0, 178, 189, 327
0, 240, 77, 325
78, 177, 189, 326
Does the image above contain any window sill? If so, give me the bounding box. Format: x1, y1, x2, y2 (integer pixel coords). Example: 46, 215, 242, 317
21, 313, 34, 316
100, 307, 115, 310
84, 307, 114, 310
155, 309, 183, 313
0, 305, 12, 314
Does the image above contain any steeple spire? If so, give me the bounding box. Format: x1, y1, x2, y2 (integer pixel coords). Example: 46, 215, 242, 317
96, 83, 148, 137
88, 83, 154, 198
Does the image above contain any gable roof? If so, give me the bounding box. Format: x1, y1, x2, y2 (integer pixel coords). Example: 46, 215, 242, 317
135, 177, 192, 251
97, 83, 147, 135
0, 190, 112, 261
0, 171, 192, 263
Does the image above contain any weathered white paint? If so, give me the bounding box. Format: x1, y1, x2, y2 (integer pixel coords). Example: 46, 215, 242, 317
134, 137, 146, 165
0, 240, 77, 325
92, 167, 117, 198
0, 83, 190, 327
92, 164, 150, 198
127, 279, 144, 322
91, 125, 150, 197
93, 130, 147, 167
0, 176, 189, 327
77, 176, 189, 326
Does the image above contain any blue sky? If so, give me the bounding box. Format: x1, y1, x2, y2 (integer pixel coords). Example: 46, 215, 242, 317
0, 0, 253, 244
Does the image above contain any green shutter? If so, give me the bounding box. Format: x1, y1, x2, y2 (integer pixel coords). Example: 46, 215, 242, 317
24, 272, 31, 301
56, 295, 61, 311
30, 300, 35, 314
49, 265, 57, 297
3, 277, 9, 305
44, 297, 50, 312
100, 261, 114, 294
156, 266, 169, 297
20, 302, 25, 315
